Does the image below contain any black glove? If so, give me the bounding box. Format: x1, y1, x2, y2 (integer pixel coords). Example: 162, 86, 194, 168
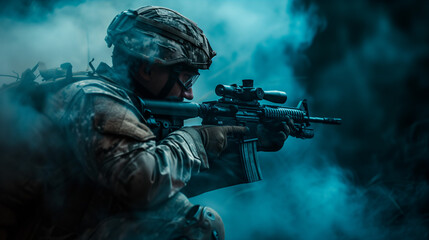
257, 118, 295, 152
193, 125, 248, 157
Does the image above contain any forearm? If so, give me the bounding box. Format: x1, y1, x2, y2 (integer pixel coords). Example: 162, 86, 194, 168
182, 138, 263, 197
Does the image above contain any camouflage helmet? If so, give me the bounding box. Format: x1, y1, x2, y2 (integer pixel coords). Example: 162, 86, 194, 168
105, 6, 216, 69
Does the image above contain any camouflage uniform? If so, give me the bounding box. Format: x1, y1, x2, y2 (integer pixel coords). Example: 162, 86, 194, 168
0, 6, 264, 240
9, 62, 258, 239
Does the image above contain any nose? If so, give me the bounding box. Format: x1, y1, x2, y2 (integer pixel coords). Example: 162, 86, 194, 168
182, 87, 194, 100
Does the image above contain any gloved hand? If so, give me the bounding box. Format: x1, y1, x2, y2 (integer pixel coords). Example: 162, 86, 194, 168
193, 125, 248, 157
257, 118, 296, 152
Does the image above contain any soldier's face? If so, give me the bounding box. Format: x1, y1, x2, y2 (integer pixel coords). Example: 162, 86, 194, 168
138, 64, 195, 101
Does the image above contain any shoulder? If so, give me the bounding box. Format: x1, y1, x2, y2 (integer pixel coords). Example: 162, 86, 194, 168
64, 79, 132, 104
48, 77, 143, 123
48, 78, 155, 142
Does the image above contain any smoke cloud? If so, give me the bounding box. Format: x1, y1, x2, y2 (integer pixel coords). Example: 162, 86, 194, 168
1, 0, 428, 239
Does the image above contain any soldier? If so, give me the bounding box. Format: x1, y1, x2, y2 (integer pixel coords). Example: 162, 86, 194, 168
0, 6, 292, 240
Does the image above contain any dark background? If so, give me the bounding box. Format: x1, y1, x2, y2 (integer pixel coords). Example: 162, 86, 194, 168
0, 0, 428, 239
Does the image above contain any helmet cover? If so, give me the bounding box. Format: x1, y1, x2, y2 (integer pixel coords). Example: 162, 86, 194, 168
106, 6, 216, 69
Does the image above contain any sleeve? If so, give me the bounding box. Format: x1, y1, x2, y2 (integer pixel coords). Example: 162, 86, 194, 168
62, 90, 209, 209
180, 138, 263, 198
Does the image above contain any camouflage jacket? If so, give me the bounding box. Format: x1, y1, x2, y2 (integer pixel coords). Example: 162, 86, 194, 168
0, 62, 262, 239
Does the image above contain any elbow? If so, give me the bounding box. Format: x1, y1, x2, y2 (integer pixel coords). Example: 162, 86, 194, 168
121, 171, 157, 209
114, 158, 180, 209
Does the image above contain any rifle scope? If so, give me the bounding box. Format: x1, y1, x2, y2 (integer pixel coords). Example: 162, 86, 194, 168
215, 79, 287, 104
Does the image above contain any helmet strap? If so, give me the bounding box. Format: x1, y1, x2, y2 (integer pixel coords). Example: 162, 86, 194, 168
156, 70, 178, 98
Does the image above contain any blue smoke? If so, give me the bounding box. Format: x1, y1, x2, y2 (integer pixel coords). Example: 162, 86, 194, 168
1, 0, 428, 239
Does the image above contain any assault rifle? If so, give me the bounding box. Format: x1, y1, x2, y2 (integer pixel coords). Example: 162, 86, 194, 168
139, 79, 341, 179
140, 79, 341, 138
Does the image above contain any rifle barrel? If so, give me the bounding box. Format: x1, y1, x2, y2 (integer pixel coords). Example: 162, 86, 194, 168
307, 117, 342, 125
140, 99, 201, 118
